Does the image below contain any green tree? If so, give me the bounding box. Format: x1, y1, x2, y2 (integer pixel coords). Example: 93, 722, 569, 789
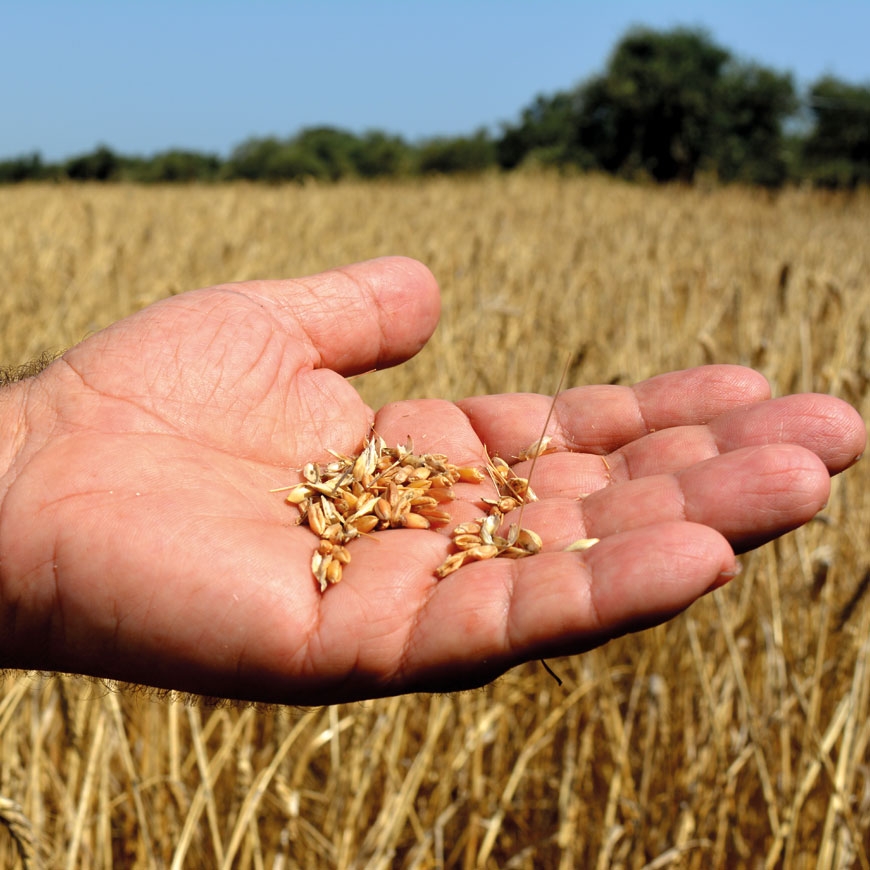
416, 130, 496, 174
710, 64, 797, 186
225, 136, 281, 180
802, 76, 870, 187
496, 91, 580, 169
291, 127, 360, 180
500, 26, 800, 186
64, 145, 122, 181
352, 131, 411, 177
0, 151, 54, 183
138, 149, 221, 182
226, 128, 368, 182
225, 137, 316, 182
575, 27, 731, 181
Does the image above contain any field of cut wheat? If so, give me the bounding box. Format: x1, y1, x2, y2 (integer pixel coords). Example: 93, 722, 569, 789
0, 174, 869, 868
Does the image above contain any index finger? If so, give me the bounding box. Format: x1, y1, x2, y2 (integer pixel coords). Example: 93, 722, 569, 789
457, 365, 771, 458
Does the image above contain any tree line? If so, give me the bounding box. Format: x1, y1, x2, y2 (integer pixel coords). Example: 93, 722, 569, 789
3, 27, 869, 188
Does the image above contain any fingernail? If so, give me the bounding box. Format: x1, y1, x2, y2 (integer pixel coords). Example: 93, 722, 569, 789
708, 559, 742, 592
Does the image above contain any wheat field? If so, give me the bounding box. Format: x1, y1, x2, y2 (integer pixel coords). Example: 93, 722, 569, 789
0, 175, 868, 868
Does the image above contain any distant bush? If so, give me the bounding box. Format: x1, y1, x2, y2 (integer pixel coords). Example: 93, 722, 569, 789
416, 130, 496, 174
0, 152, 56, 183
801, 77, 870, 188
352, 131, 413, 178
137, 149, 222, 183
65, 145, 122, 181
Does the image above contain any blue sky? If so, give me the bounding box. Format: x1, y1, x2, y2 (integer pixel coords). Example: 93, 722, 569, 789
3, 1, 868, 162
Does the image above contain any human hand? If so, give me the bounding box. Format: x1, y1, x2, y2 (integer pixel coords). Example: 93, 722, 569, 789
0, 257, 864, 704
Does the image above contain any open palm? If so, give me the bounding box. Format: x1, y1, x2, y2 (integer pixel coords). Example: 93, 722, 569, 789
0, 258, 864, 704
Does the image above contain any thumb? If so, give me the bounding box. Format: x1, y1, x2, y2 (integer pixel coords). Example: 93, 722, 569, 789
237, 256, 442, 376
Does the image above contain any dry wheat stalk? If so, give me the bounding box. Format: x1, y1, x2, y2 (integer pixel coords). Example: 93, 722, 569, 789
0, 795, 41, 870
3, 179, 868, 864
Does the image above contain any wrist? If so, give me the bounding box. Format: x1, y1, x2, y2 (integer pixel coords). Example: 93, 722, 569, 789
0, 383, 28, 499
0, 371, 56, 670
0, 352, 60, 493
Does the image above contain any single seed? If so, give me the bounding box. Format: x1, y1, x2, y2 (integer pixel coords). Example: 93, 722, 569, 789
516, 528, 543, 553
480, 514, 501, 545
347, 494, 380, 522
416, 507, 452, 524
350, 514, 379, 534
454, 534, 484, 550
322, 523, 345, 543
565, 538, 600, 552
391, 466, 411, 485
308, 503, 326, 536
435, 552, 469, 578
321, 497, 341, 524
456, 466, 486, 483
338, 489, 359, 509
285, 484, 311, 504
453, 521, 482, 536
326, 558, 343, 585
516, 435, 555, 462
465, 544, 500, 561
408, 478, 434, 489
402, 512, 431, 530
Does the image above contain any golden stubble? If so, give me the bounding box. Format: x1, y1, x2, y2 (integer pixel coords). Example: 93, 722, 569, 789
0, 175, 869, 867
